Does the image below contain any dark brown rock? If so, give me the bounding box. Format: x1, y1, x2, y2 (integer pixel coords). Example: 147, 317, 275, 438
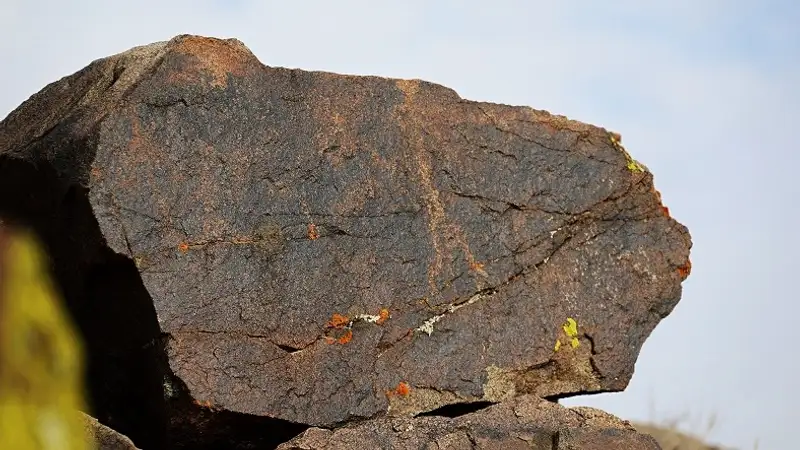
0, 34, 691, 447
278, 396, 662, 450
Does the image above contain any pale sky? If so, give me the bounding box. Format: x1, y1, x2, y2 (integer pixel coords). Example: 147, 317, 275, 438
2, 1, 798, 449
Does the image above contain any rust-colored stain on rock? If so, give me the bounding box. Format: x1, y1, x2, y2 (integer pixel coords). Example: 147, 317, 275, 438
678, 260, 692, 279
167, 35, 256, 88
307, 223, 319, 240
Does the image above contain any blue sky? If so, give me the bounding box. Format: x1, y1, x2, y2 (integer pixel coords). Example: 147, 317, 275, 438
2, 1, 797, 448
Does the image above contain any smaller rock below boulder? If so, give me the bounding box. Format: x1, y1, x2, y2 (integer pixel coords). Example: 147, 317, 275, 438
278, 396, 660, 450
80, 412, 140, 450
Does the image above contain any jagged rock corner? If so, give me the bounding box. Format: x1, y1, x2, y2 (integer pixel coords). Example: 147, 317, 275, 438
0, 35, 692, 449
81, 412, 141, 450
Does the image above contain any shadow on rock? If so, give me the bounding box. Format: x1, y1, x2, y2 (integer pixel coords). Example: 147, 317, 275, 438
0, 156, 308, 449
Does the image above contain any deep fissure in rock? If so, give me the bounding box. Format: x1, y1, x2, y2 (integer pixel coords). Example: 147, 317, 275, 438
167, 403, 311, 450
416, 401, 496, 418
277, 343, 303, 354
545, 391, 587, 403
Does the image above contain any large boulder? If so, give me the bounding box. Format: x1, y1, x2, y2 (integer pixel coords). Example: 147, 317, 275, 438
0, 35, 691, 447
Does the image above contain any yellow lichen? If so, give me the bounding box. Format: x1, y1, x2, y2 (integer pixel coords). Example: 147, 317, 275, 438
609, 131, 646, 173
563, 317, 578, 337
626, 159, 645, 173
554, 317, 580, 351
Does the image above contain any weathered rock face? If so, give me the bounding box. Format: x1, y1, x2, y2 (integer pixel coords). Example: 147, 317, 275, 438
0, 34, 690, 447
279, 396, 661, 450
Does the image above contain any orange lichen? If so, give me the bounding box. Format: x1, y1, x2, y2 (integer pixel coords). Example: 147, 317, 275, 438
324, 313, 354, 344
194, 399, 215, 410
395, 382, 410, 396
178, 242, 190, 253
377, 308, 391, 325
386, 381, 411, 398
469, 260, 488, 277
337, 329, 353, 345
661, 205, 671, 216
327, 313, 350, 329
677, 260, 692, 278
308, 223, 319, 240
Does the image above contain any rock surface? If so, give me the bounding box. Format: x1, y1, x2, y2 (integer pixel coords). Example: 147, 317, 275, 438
0, 34, 691, 447
279, 396, 661, 450
81, 412, 140, 450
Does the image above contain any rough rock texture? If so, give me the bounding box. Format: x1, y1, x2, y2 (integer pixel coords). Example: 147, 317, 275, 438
81, 412, 141, 450
0, 34, 691, 448
278, 396, 661, 450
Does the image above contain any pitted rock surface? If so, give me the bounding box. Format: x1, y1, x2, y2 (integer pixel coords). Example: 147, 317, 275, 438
0, 35, 692, 428
278, 396, 662, 450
